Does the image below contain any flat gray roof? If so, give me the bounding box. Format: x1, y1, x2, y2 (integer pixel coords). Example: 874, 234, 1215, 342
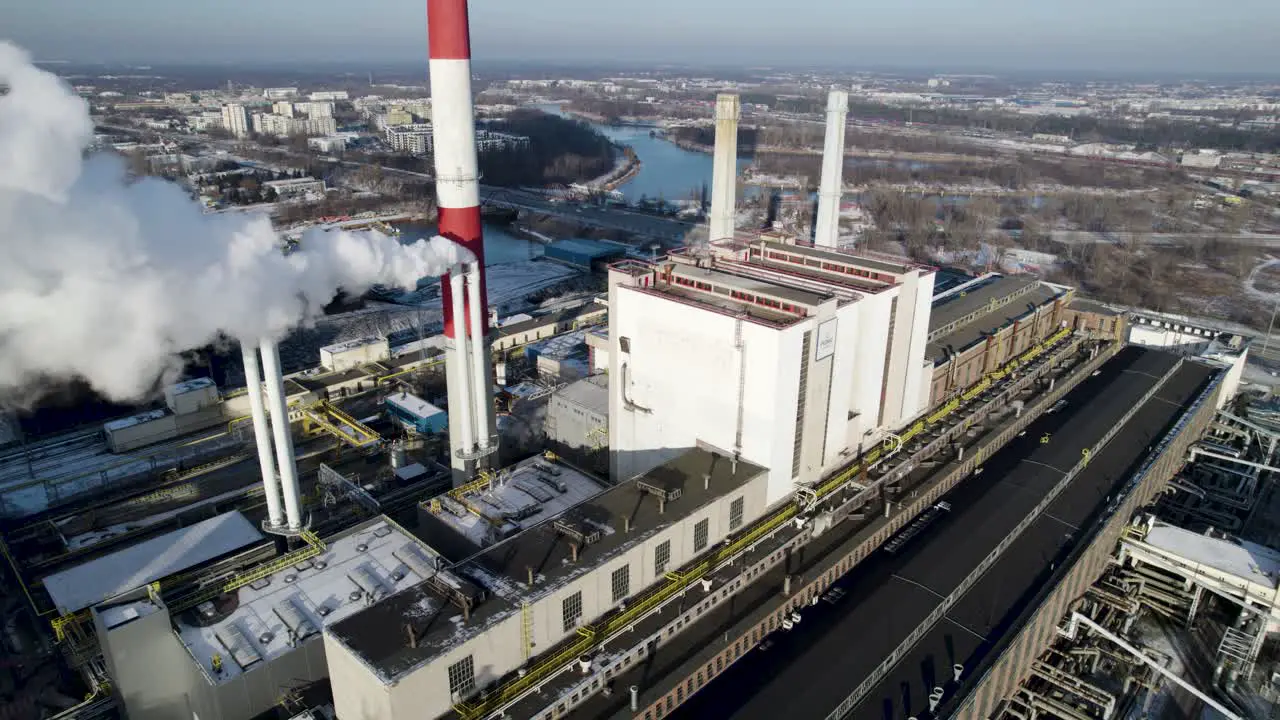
45, 511, 264, 614
556, 376, 609, 418
1069, 297, 1123, 317
328, 448, 766, 683
928, 275, 1041, 337
927, 284, 1062, 360
759, 240, 913, 275
672, 264, 829, 306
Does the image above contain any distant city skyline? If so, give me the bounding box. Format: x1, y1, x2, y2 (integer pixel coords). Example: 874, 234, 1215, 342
5, 0, 1280, 76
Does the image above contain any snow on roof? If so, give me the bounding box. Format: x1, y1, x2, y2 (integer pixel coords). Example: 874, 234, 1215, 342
432, 456, 608, 548
499, 313, 534, 327
103, 408, 169, 432
320, 336, 386, 355
177, 517, 429, 683
45, 511, 264, 614
168, 378, 216, 395
1145, 522, 1280, 590
385, 392, 443, 420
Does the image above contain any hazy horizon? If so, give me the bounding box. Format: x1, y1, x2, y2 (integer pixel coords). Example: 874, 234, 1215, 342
6, 0, 1280, 77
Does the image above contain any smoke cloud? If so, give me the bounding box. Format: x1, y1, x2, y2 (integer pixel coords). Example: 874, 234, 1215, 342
0, 42, 471, 405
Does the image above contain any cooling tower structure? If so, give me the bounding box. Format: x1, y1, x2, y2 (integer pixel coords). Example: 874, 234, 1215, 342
428, 0, 498, 481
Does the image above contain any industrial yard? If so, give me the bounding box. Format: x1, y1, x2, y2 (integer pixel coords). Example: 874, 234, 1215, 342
2, 3, 1279, 720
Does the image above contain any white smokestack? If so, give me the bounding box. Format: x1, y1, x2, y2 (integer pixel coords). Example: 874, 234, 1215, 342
0, 42, 473, 407
239, 341, 286, 529
259, 338, 303, 530
815, 90, 849, 249
448, 268, 475, 457
709, 93, 741, 243
465, 263, 490, 451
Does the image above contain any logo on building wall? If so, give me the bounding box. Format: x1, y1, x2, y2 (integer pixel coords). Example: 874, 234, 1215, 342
816, 319, 838, 360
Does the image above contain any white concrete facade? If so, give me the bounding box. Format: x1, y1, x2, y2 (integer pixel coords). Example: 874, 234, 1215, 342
607, 252, 933, 505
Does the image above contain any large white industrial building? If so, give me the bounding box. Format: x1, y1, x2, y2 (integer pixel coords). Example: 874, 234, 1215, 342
608, 238, 934, 505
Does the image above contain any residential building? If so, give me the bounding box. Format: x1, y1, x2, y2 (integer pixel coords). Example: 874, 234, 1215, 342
220, 104, 249, 138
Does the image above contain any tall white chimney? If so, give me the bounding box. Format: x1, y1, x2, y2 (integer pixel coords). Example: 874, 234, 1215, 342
448, 268, 475, 459
239, 341, 286, 530
259, 338, 303, 530
815, 89, 849, 249
465, 262, 492, 452
709, 93, 741, 242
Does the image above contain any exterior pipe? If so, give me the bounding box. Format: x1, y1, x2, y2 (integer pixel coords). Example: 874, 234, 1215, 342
450, 268, 475, 457
239, 341, 285, 529
814, 90, 848, 248
466, 262, 490, 452
259, 338, 303, 529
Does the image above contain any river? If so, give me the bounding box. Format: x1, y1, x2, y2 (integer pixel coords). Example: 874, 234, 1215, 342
536, 104, 749, 204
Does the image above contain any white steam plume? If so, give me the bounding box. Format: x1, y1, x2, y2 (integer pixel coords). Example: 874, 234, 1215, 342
0, 42, 471, 404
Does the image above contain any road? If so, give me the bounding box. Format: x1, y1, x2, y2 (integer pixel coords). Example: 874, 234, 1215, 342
1051, 229, 1280, 247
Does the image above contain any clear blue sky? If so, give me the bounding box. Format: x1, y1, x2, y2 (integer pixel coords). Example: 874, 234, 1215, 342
4, 0, 1279, 74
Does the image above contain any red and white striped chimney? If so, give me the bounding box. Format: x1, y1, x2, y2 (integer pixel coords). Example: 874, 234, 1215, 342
428, 0, 496, 478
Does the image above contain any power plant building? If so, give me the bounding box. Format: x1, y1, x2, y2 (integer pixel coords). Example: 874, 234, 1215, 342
324, 449, 769, 720
608, 238, 934, 504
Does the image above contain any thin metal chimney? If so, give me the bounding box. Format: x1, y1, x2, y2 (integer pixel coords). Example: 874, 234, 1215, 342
709, 93, 741, 242
239, 341, 286, 530
465, 262, 492, 455
448, 268, 475, 458
815, 90, 848, 248
259, 337, 303, 530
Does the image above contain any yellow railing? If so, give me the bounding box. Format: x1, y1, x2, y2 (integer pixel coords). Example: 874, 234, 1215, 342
376, 358, 445, 385
167, 531, 326, 615
300, 400, 381, 449
454, 327, 1081, 720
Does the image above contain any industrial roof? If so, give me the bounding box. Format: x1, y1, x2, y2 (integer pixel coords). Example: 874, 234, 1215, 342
328, 448, 766, 683
494, 302, 607, 339
555, 376, 609, 418
385, 392, 444, 420
168, 377, 217, 394
176, 517, 431, 684
421, 455, 609, 549
45, 511, 264, 614
1143, 522, 1280, 591
671, 349, 1217, 720
758, 240, 915, 276
1069, 297, 1123, 317
926, 284, 1063, 361
927, 275, 1041, 337
320, 336, 386, 354
672, 263, 829, 306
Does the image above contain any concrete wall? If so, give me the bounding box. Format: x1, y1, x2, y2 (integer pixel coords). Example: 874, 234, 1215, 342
335, 469, 771, 720
322, 338, 391, 372
105, 406, 225, 453
609, 284, 802, 504
97, 594, 333, 720
884, 269, 936, 429
547, 394, 607, 452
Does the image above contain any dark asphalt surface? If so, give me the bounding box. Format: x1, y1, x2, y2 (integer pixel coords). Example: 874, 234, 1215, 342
668, 348, 1210, 720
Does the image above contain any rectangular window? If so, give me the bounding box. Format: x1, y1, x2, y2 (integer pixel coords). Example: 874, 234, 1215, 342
611, 565, 630, 603
655, 540, 671, 575
448, 656, 476, 697
562, 591, 583, 632
729, 497, 745, 531
694, 518, 709, 552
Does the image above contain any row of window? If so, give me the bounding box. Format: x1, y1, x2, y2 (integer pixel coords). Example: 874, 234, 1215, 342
759, 249, 894, 284
458, 494, 750, 702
